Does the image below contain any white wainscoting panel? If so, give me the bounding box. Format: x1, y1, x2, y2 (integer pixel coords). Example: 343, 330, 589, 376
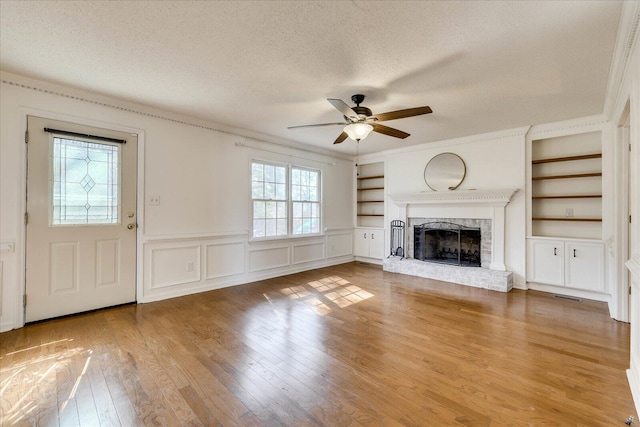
150, 245, 201, 289
292, 242, 325, 265
249, 245, 290, 272
96, 239, 120, 287
326, 233, 353, 258
205, 242, 245, 279
141, 231, 354, 303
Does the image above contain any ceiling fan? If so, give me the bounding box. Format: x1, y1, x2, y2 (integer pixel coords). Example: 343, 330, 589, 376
288, 94, 432, 144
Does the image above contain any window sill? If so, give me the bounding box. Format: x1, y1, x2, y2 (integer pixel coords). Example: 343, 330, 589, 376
248, 233, 324, 244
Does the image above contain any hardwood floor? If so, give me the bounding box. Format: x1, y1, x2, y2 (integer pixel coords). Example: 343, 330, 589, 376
1, 262, 636, 426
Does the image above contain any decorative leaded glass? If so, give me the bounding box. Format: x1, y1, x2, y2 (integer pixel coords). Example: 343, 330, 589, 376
52, 137, 119, 225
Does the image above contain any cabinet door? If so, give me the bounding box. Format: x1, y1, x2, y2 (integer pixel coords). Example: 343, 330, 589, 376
528, 239, 564, 286
565, 242, 604, 292
369, 230, 385, 259
353, 229, 370, 257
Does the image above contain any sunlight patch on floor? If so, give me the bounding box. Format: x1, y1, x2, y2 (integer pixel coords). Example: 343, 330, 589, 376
0, 340, 91, 425
271, 276, 374, 316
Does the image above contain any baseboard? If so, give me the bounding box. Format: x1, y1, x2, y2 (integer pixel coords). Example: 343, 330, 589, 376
139, 255, 355, 304
629, 354, 640, 417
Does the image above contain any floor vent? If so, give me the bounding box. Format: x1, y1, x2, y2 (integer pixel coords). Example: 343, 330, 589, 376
553, 294, 582, 302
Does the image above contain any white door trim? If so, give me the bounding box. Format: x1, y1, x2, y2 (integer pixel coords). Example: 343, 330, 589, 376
16, 107, 145, 328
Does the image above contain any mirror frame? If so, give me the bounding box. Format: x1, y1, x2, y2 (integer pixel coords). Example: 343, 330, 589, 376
423, 152, 466, 191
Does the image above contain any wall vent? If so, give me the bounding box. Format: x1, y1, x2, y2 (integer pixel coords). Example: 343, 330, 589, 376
553, 294, 582, 302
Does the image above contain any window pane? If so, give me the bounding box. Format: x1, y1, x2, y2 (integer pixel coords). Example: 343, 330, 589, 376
309, 187, 318, 202
292, 219, 302, 235
292, 168, 300, 185
264, 165, 275, 183
292, 184, 300, 201
52, 137, 119, 225
276, 183, 286, 200
252, 182, 263, 199
254, 201, 265, 219
277, 219, 287, 235
265, 183, 275, 199
293, 202, 302, 217
253, 219, 265, 237
252, 163, 263, 182
276, 201, 287, 218
265, 201, 276, 218
265, 219, 277, 236
276, 167, 286, 184
311, 218, 319, 233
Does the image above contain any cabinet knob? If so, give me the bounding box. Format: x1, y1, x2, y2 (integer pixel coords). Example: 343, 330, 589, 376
573, 249, 576, 258
554, 247, 557, 256
364, 232, 367, 239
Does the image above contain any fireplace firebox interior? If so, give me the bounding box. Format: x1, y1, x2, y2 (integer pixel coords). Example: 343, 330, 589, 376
414, 222, 481, 267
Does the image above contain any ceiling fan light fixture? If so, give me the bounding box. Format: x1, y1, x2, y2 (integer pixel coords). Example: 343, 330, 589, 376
344, 122, 373, 142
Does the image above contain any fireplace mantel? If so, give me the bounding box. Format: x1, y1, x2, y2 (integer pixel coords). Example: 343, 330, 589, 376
389, 188, 518, 207
388, 188, 519, 272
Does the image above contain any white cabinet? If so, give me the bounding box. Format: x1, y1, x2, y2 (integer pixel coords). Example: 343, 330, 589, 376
564, 241, 604, 292
354, 228, 384, 260
527, 237, 604, 292
528, 239, 564, 286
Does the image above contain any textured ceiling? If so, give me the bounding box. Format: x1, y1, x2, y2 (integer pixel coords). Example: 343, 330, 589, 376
0, 1, 623, 155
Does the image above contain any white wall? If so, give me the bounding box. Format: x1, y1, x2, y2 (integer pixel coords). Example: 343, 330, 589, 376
0, 72, 355, 331
359, 128, 528, 287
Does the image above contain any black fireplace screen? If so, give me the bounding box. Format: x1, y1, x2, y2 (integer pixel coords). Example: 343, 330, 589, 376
414, 222, 481, 267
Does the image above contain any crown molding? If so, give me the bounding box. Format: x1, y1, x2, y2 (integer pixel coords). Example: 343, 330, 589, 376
527, 114, 608, 140
603, 1, 640, 119
0, 71, 353, 163
358, 126, 531, 163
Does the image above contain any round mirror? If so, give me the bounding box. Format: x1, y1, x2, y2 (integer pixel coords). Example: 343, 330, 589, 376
424, 152, 466, 191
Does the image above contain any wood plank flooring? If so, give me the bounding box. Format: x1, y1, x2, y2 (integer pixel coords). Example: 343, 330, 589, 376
1, 262, 637, 426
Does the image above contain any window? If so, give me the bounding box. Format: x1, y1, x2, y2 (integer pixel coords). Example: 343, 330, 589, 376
291, 167, 320, 235
52, 137, 120, 225
251, 161, 321, 238
252, 161, 287, 238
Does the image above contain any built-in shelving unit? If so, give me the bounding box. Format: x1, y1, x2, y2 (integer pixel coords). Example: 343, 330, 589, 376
531, 131, 602, 239
357, 162, 384, 228
527, 129, 606, 298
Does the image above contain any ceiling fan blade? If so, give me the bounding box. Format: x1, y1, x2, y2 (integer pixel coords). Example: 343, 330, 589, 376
333, 132, 349, 144
288, 122, 346, 129
370, 106, 432, 122
327, 98, 360, 121
371, 123, 410, 139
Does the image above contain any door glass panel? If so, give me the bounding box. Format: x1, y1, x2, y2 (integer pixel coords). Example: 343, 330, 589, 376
51, 137, 120, 225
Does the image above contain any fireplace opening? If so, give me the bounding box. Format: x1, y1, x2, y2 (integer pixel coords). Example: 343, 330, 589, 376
414, 222, 481, 267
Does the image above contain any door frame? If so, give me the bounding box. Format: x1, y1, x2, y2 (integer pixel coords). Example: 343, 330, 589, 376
612, 101, 631, 322
16, 108, 145, 328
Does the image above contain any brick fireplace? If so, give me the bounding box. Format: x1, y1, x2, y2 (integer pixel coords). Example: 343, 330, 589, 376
384, 189, 518, 292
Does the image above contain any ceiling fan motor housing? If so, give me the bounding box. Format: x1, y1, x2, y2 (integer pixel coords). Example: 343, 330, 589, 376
348, 95, 372, 120
349, 106, 372, 120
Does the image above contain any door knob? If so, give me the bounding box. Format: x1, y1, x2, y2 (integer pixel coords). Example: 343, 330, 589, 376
127, 223, 136, 230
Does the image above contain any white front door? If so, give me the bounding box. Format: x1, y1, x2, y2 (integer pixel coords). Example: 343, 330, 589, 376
25, 116, 137, 322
